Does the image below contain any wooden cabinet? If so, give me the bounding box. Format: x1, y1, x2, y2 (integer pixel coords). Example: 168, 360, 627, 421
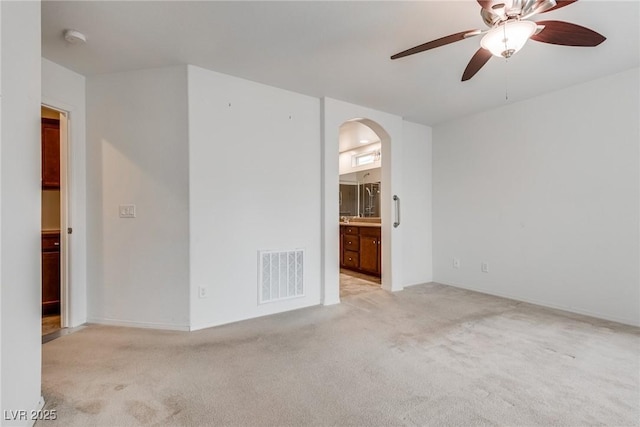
359, 227, 381, 275
341, 225, 359, 269
343, 234, 359, 252
339, 225, 381, 277
41, 118, 60, 189
339, 227, 344, 266
42, 232, 61, 315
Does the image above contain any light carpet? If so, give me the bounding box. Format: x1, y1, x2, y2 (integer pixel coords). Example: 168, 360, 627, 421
40, 283, 640, 426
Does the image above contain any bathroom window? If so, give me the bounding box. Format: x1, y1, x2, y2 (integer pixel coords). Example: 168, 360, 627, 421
352, 150, 380, 167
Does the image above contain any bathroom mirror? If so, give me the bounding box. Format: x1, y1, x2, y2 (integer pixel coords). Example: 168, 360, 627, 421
339, 181, 358, 217
339, 168, 381, 218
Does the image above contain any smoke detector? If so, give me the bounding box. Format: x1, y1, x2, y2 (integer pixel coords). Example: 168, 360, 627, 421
63, 29, 87, 44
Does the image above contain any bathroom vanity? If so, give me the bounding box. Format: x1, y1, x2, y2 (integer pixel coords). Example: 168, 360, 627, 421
339, 222, 381, 277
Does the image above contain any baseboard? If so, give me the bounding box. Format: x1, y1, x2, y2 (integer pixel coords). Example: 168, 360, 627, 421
87, 317, 190, 331
382, 282, 404, 292
403, 278, 434, 288
323, 296, 340, 306
32, 396, 45, 427
15, 396, 45, 427
437, 280, 640, 328
191, 302, 322, 331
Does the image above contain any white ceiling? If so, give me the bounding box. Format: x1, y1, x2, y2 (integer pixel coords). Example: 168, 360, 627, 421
339, 121, 381, 153
41, 1, 639, 126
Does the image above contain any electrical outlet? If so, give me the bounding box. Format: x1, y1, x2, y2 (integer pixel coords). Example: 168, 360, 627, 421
198, 286, 208, 298
481, 262, 489, 273
119, 204, 136, 218
453, 258, 460, 269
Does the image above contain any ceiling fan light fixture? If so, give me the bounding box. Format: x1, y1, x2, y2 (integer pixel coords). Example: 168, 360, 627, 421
63, 29, 87, 45
481, 20, 537, 58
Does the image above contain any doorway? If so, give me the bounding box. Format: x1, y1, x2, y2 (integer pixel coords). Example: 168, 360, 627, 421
338, 120, 383, 298
41, 105, 69, 339
322, 99, 404, 306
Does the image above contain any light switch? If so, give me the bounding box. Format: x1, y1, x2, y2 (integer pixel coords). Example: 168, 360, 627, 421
119, 204, 136, 218
198, 286, 208, 298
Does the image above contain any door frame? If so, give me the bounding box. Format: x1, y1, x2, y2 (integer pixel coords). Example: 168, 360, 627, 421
41, 102, 70, 328
321, 98, 405, 305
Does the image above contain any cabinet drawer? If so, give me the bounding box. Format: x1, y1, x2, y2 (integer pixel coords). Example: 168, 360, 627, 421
344, 226, 359, 236
343, 250, 359, 268
343, 236, 359, 251
359, 226, 380, 237
42, 233, 60, 252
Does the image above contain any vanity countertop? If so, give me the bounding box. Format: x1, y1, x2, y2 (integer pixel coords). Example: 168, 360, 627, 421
340, 221, 381, 228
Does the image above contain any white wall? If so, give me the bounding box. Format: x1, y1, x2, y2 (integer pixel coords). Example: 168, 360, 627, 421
41, 58, 87, 327
433, 68, 640, 326
86, 66, 190, 330
81, 63, 433, 332
1, 1, 43, 424
402, 121, 433, 286
188, 65, 322, 330
323, 101, 435, 299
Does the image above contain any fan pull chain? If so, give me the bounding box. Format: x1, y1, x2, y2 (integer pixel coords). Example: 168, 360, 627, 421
503, 24, 509, 101
505, 58, 509, 101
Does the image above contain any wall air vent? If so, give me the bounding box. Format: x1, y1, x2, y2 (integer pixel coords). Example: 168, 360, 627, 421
258, 249, 304, 304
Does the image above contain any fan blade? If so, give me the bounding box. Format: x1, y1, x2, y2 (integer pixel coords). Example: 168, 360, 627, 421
462, 48, 493, 81
391, 30, 479, 60
531, 20, 605, 46
541, 0, 578, 13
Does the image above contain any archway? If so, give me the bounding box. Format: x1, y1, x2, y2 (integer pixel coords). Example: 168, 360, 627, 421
337, 119, 391, 297
321, 97, 404, 306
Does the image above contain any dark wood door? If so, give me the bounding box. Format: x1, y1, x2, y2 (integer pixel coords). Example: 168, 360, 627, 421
41, 118, 60, 189
339, 226, 344, 267
42, 251, 60, 315
42, 232, 61, 315
359, 235, 379, 275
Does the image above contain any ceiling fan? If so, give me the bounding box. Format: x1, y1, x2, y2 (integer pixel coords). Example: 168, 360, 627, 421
391, 0, 606, 81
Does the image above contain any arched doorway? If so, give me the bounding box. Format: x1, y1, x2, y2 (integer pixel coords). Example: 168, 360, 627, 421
321, 97, 404, 306
338, 119, 389, 297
